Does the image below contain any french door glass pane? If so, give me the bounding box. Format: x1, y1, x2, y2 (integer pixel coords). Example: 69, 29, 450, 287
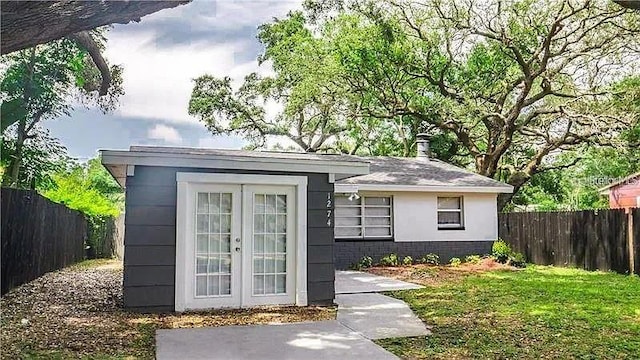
253, 193, 287, 295
195, 192, 233, 297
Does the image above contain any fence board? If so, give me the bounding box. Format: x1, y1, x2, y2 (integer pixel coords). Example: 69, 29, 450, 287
633, 208, 640, 275
499, 209, 631, 274
1, 188, 87, 295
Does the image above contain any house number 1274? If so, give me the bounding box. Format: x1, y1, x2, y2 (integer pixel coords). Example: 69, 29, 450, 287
326, 193, 332, 226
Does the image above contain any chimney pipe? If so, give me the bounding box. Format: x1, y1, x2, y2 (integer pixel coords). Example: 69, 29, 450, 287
416, 133, 430, 159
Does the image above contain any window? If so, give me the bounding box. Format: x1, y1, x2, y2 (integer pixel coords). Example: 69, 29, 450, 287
335, 195, 393, 239
437, 197, 464, 229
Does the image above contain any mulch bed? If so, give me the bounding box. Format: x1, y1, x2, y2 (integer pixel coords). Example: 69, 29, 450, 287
366, 258, 517, 286
0, 260, 335, 359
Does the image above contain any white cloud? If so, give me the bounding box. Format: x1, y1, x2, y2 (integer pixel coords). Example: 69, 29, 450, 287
148, 124, 183, 144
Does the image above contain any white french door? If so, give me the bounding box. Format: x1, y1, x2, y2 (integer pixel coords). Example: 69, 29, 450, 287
178, 182, 296, 310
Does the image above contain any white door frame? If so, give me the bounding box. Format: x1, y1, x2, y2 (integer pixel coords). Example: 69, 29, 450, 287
175, 172, 308, 311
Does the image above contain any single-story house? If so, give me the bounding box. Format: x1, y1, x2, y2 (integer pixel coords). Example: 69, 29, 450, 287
599, 172, 640, 210
101, 138, 512, 312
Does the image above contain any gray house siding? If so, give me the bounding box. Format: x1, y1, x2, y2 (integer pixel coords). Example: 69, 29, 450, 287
123, 165, 334, 312
334, 240, 493, 270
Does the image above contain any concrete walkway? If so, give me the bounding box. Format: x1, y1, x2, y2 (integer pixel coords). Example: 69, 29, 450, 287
335, 270, 423, 294
157, 271, 428, 359
336, 293, 430, 340
156, 320, 397, 360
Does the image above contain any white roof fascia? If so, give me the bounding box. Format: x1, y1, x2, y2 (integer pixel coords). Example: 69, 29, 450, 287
100, 150, 370, 176
335, 183, 513, 194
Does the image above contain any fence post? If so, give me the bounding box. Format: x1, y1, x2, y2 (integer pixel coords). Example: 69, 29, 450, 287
629, 210, 635, 275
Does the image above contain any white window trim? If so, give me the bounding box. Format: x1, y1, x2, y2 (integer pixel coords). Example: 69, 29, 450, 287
175, 172, 308, 311
437, 196, 465, 229
334, 195, 393, 239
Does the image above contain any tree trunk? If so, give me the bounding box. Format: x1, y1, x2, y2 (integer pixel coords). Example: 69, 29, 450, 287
1, 0, 191, 54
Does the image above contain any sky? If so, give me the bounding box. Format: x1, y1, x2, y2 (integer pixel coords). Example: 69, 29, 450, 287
44, 0, 301, 161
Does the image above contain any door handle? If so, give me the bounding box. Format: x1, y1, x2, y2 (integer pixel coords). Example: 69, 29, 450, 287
235, 237, 241, 243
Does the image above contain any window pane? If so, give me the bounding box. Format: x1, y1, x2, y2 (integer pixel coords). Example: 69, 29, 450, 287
276, 274, 286, 294
253, 257, 264, 273
265, 275, 276, 294
276, 195, 287, 213
210, 214, 221, 233
254, 194, 265, 213
265, 255, 275, 273
220, 254, 231, 273
335, 196, 361, 206
365, 207, 391, 216
209, 234, 221, 253
220, 234, 231, 253
265, 234, 276, 253
220, 214, 231, 233
253, 275, 264, 295
438, 197, 461, 210
209, 193, 220, 213
253, 234, 264, 252
220, 193, 232, 213
196, 214, 209, 233
335, 207, 361, 217
364, 197, 390, 206
254, 214, 265, 233
208, 256, 220, 273
196, 276, 207, 296
336, 216, 361, 226
276, 234, 286, 252
265, 195, 277, 214
220, 275, 231, 295
196, 234, 208, 253
208, 275, 219, 295
364, 227, 391, 237
438, 211, 461, 225
197, 193, 209, 213
335, 227, 362, 238
196, 256, 208, 274
275, 254, 286, 273
364, 217, 391, 226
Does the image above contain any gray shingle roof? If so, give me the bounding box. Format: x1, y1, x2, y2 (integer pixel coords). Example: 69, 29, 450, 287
337, 156, 511, 189
128, 146, 510, 189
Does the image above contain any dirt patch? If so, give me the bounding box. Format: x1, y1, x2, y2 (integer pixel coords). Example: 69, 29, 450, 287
0, 259, 335, 359
366, 258, 517, 286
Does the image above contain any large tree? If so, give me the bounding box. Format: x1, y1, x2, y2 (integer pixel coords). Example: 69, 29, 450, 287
1, 0, 190, 54
1, 33, 123, 187
311, 0, 639, 208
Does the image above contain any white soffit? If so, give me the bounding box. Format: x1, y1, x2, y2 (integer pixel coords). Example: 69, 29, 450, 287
334, 183, 513, 194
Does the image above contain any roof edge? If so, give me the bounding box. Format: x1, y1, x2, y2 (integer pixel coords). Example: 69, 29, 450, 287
597, 171, 640, 192
335, 183, 514, 194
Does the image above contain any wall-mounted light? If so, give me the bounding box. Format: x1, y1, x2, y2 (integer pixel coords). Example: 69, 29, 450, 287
348, 193, 360, 201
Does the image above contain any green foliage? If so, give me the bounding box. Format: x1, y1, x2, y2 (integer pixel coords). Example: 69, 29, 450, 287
43, 157, 123, 217
402, 256, 413, 266
351, 255, 373, 270
492, 239, 512, 264
380, 253, 400, 267
465, 255, 482, 264
508, 252, 527, 268
449, 257, 462, 267
418, 253, 440, 266
1, 127, 69, 189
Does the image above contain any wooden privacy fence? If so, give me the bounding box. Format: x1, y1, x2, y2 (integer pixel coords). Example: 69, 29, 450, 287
498, 208, 639, 274
1, 188, 87, 295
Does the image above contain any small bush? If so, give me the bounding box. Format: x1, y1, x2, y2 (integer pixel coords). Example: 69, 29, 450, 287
350, 256, 373, 270
508, 252, 527, 268
402, 256, 413, 266
380, 253, 400, 267
449, 257, 462, 267
420, 253, 439, 265
465, 255, 482, 264
492, 239, 512, 264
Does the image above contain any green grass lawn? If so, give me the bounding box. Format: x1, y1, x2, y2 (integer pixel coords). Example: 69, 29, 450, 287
377, 266, 640, 359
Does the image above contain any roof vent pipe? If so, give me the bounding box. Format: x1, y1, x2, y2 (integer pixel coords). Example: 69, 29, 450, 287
416, 133, 430, 159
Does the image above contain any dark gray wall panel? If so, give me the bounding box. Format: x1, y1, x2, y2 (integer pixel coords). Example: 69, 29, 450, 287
308, 245, 333, 264
307, 281, 334, 305
307, 228, 334, 246
126, 185, 176, 206
124, 225, 175, 246
334, 240, 493, 269
125, 266, 175, 286
124, 285, 174, 307
307, 264, 334, 282
124, 246, 175, 266
123, 166, 335, 311
126, 206, 176, 226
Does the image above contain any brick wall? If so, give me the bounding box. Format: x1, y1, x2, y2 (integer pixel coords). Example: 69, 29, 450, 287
334, 240, 493, 269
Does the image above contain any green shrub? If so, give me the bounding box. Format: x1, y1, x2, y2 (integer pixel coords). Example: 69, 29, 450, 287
449, 257, 462, 267
508, 252, 527, 268
402, 256, 413, 266
380, 253, 400, 267
420, 253, 439, 265
492, 239, 512, 264
350, 256, 373, 270
465, 255, 482, 264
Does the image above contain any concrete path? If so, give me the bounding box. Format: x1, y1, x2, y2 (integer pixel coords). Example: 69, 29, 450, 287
335, 270, 423, 294
157, 271, 428, 359
156, 320, 397, 360
336, 293, 430, 340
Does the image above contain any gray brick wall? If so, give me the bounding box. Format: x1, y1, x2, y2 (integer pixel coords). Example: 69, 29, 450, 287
334, 240, 493, 269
